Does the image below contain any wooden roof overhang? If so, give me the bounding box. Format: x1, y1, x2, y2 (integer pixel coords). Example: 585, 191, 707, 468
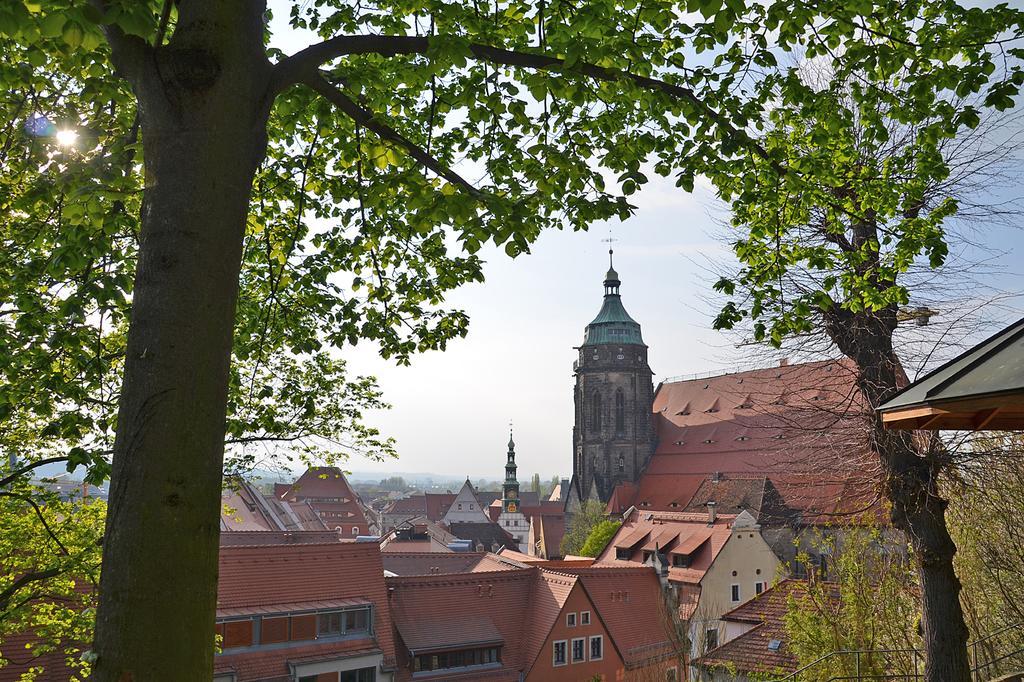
879, 316, 1024, 431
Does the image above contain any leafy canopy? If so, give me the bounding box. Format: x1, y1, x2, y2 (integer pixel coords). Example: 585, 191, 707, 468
1, 0, 1022, 480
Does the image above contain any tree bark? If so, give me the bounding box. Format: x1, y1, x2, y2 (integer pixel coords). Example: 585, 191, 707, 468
826, 308, 972, 682
92, 4, 271, 679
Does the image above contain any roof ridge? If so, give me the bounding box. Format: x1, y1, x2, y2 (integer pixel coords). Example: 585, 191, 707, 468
661, 357, 848, 385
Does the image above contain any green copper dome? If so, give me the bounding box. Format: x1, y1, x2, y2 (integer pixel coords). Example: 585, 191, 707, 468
582, 251, 645, 346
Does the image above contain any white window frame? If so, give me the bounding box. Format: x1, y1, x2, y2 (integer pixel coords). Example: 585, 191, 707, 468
755, 581, 766, 595
705, 627, 719, 652
571, 637, 586, 663
580, 611, 591, 625
552, 640, 568, 667
588, 635, 603, 661
566, 612, 577, 627
351, 526, 359, 536
730, 583, 741, 603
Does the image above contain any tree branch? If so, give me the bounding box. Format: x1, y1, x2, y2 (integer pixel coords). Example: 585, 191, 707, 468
0, 492, 71, 557
303, 73, 487, 199
90, 0, 151, 85
0, 568, 63, 613
273, 35, 782, 173
0, 457, 70, 489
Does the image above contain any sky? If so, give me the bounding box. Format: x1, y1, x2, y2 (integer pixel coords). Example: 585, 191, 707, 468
266, 3, 1024, 482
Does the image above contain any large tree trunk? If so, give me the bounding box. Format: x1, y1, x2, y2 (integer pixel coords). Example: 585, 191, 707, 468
827, 309, 972, 682
92, 5, 271, 679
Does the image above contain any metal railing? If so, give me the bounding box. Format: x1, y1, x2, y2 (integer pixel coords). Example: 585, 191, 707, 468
771, 623, 1024, 682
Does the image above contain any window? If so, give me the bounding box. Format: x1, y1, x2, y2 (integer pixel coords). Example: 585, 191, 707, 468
317, 607, 370, 638
469, 504, 474, 510
591, 392, 603, 432
580, 611, 591, 625
666, 666, 678, 681
317, 611, 342, 637
672, 554, 690, 568
339, 668, 376, 682
589, 635, 603, 661
730, 584, 741, 603
458, 503, 463, 510
755, 581, 766, 595
553, 640, 567, 666
705, 628, 719, 652
615, 389, 626, 433
572, 638, 586, 663
414, 647, 500, 672
617, 454, 625, 473
566, 612, 577, 627
615, 548, 631, 560
351, 526, 359, 536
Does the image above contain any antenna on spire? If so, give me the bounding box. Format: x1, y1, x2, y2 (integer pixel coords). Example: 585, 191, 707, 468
601, 232, 618, 269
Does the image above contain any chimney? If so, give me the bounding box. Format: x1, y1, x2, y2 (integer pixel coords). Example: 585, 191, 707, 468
779, 358, 789, 367
706, 501, 717, 525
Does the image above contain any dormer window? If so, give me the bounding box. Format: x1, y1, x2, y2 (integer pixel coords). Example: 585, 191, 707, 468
736, 435, 750, 442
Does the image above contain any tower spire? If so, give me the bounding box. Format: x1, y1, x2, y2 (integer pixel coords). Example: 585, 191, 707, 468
601, 236, 620, 296
502, 422, 520, 513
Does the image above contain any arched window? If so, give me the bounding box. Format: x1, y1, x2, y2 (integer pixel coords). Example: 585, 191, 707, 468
618, 454, 625, 473
591, 392, 603, 432
615, 389, 626, 434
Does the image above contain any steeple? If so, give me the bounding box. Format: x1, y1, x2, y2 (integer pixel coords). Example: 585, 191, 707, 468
572, 249, 658, 503
604, 247, 621, 295
582, 250, 644, 347
502, 425, 520, 513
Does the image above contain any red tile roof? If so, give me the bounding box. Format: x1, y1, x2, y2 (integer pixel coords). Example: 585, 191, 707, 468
381, 552, 520, 576
596, 510, 737, 586
221, 480, 329, 533
388, 568, 537, 678
530, 513, 566, 558
423, 493, 456, 521
219, 530, 341, 546
445, 522, 519, 551
620, 359, 879, 521
279, 467, 370, 534
558, 566, 679, 667
387, 561, 678, 680
399, 613, 506, 653
383, 496, 427, 515
694, 579, 828, 676
0, 632, 81, 682
696, 621, 796, 675
215, 540, 396, 680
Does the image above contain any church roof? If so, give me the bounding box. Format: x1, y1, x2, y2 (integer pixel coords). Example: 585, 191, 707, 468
631, 358, 880, 523
583, 297, 644, 346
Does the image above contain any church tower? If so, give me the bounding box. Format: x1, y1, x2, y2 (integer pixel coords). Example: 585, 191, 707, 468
502, 430, 520, 513
572, 250, 657, 502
